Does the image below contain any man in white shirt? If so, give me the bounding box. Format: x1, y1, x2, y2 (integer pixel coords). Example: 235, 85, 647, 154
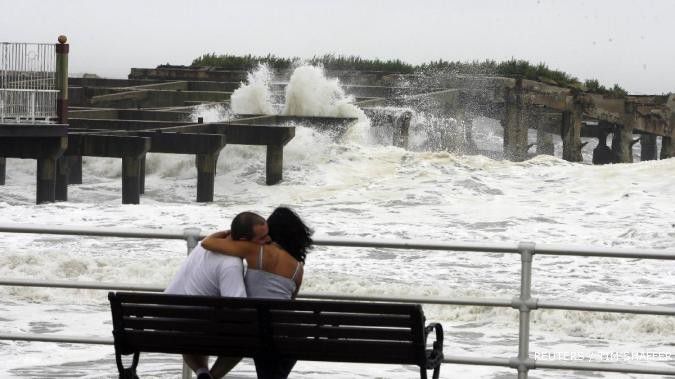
165, 211, 269, 379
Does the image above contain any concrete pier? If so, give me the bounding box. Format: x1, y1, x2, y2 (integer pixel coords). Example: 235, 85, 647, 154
613, 104, 637, 163
0, 126, 68, 204
130, 131, 227, 202
461, 114, 478, 153
64, 134, 151, 204
661, 137, 673, 159
534, 114, 554, 155
205, 124, 295, 185
502, 80, 528, 161
562, 102, 583, 162
393, 111, 412, 149
640, 134, 658, 161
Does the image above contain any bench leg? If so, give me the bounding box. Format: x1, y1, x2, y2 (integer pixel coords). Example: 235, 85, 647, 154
419, 366, 428, 379
116, 352, 139, 379
433, 365, 441, 379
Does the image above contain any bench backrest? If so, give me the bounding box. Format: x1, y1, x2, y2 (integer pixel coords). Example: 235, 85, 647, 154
109, 292, 428, 366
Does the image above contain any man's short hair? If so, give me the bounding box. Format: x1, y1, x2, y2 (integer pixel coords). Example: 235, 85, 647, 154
231, 211, 266, 240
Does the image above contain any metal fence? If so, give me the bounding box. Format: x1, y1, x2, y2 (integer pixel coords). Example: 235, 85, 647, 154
0, 223, 674, 379
0, 42, 58, 123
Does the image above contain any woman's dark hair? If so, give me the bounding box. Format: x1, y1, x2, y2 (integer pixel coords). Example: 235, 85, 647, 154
267, 207, 313, 263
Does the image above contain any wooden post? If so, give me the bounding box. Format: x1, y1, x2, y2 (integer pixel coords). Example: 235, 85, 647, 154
55, 35, 69, 125
35, 136, 67, 204
640, 134, 658, 161
139, 155, 146, 195
661, 136, 673, 159
67, 156, 82, 184
195, 152, 219, 202
55, 157, 69, 201
0, 158, 5, 185
36, 158, 57, 204
503, 79, 527, 161
122, 156, 142, 204
266, 144, 284, 185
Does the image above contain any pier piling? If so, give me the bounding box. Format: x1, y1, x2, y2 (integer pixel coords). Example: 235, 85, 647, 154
122, 156, 143, 204
661, 136, 673, 159
0, 158, 5, 185
534, 114, 554, 155
562, 101, 583, 162
67, 156, 82, 184
55, 158, 70, 201
503, 79, 528, 161
613, 104, 637, 163
195, 152, 220, 202
266, 145, 284, 185
36, 158, 58, 204
139, 156, 146, 195
640, 134, 658, 161
393, 111, 411, 149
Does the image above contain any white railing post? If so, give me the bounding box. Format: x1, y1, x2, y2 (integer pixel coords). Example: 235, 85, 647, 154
510, 241, 536, 379
181, 227, 201, 379
183, 227, 201, 254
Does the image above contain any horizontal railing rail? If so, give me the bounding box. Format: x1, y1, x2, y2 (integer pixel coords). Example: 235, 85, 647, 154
1, 223, 673, 378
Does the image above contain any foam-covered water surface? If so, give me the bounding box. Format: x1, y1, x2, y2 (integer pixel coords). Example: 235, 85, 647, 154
0, 66, 673, 378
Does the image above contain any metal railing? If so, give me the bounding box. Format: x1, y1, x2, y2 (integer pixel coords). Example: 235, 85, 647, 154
0, 223, 674, 378
0, 42, 58, 123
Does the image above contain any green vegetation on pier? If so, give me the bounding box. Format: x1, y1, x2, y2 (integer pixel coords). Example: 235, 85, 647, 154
190, 53, 627, 96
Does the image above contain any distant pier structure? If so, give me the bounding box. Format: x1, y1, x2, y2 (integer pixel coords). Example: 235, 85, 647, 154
2, 42, 673, 204
130, 65, 674, 163
0, 38, 356, 205
0, 37, 68, 203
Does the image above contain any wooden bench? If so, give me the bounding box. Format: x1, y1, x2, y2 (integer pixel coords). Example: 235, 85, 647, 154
108, 291, 444, 378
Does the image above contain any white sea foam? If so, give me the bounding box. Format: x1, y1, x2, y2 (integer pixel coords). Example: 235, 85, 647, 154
230, 64, 276, 115
283, 65, 365, 120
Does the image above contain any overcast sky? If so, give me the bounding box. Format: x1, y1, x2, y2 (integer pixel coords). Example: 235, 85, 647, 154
1, 0, 672, 94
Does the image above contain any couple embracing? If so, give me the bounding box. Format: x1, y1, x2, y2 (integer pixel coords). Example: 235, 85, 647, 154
165, 207, 314, 379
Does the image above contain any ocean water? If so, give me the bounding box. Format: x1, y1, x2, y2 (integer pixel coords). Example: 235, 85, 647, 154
0, 66, 674, 378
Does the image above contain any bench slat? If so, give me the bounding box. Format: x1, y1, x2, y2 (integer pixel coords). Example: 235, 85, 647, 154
121, 330, 262, 354
270, 310, 413, 327
122, 317, 258, 335
121, 304, 256, 322
271, 324, 413, 341
115, 293, 420, 315
271, 337, 420, 364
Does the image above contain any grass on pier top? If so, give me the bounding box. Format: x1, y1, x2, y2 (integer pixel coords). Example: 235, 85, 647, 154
190, 53, 628, 97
